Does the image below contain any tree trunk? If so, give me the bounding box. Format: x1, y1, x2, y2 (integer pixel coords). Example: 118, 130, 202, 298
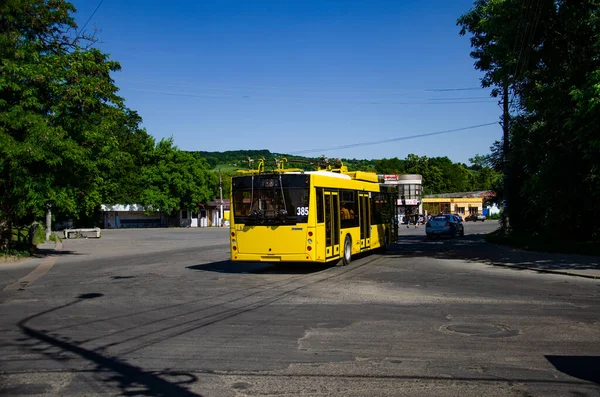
0, 217, 12, 251
502, 79, 510, 232
45, 206, 51, 242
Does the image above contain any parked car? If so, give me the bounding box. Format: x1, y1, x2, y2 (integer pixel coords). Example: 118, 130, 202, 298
426, 214, 464, 239
465, 213, 486, 222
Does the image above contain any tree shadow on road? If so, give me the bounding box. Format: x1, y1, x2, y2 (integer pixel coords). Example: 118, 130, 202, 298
14, 293, 204, 397
546, 355, 600, 384
32, 248, 80, 257
387, 234, 600, 275
187, 260, 329, 275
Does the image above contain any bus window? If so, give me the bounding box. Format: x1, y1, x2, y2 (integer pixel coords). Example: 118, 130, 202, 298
372, 193, 387, 224
340, 190, 358, 228
316, 188, 324, 223
233, 190, 252, 216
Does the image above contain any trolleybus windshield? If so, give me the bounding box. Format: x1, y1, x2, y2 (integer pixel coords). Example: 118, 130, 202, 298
232, 174, 310, 225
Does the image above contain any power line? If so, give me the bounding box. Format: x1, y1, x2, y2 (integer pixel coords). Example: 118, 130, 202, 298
79, 0, 105, 34
425, 87, 483, 92
288, 122, 498, 155
127, 88, 496, 105
120, 78, 489, 96
509, 0, 543, 112
427, 96, 492, 101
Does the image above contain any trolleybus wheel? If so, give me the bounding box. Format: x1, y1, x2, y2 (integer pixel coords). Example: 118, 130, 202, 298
342, 235, 352, 266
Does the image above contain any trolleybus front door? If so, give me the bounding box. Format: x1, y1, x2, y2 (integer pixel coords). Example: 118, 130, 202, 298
324, 191, 340, 259
359, 192, 371, 249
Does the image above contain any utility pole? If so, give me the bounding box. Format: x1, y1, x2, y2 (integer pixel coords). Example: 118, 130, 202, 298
45, 204, 51, 241
219, 169, 224, 227
501, 78, 510, 230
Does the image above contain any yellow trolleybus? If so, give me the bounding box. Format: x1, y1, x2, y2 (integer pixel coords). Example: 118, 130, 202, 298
230, 158, 398, 265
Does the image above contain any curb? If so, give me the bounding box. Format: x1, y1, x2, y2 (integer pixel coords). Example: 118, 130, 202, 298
3, 241, 63, 291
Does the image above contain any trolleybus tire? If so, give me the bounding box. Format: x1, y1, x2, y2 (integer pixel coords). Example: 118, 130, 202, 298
342, 235, 352, 266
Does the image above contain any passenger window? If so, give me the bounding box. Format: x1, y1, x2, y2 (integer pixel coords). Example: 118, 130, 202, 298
340, 190, 358, 229
316, 188, 324, 223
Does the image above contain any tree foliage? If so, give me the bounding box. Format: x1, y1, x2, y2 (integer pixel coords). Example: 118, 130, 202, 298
199, 149, 499, 197
374, 154, 497, 195
0, 0, 514, 250
140, 139, 216, 213
458, 0, 600, 242
0, 0, 136, 247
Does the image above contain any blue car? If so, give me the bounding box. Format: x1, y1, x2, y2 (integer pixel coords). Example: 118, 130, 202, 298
426, 214, 465, 239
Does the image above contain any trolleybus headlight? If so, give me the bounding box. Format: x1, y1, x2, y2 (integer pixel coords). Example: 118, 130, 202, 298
232, 239, 236, 244
307, 239, 312, 244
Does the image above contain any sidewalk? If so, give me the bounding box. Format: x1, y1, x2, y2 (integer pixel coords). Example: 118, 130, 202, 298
0, 242, 61, 291
394, 232, 600, 279
446, 235, 600, 279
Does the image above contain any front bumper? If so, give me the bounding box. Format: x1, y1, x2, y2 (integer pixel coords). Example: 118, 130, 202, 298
231, 253, 320, 263
426, 227, 453, 236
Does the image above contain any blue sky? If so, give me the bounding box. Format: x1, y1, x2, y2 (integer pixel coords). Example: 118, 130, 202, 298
72, 0, 499, 164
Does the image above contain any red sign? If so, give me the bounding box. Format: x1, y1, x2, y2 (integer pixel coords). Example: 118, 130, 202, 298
383, 174, 399, 181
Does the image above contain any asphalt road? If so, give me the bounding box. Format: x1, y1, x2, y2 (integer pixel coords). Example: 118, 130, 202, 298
1, 223, 599, 396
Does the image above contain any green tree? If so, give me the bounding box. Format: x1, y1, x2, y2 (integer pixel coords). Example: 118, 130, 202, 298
140, 139, 216, 213
459, 0, 600, 241
401, 155, 440, 195
374, 157, 406, 175
468, 154, 488, 171
99, 110, 155, 206
0, 0, 139, 248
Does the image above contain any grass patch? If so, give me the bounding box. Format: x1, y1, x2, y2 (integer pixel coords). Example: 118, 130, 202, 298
33, 225, 46, 245
1, 248, 31, 261
49, 232, 62, 243
211, 164, 239, 173
486, 229, 600, 256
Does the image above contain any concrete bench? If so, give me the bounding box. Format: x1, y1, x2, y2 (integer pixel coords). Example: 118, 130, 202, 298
63, 228, 102, 239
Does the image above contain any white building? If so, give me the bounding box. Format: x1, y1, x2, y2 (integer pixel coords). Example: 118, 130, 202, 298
100, 204, 166, 229
379, 174, 423, 222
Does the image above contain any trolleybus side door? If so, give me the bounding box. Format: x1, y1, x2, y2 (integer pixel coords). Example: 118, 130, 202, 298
324, 191, 340, 259
359, 192, 371, 249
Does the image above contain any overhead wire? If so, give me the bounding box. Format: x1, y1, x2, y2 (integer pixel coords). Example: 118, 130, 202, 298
126, 88, 496, 105
79, 0, 105, 34
514, 0, 543, 82
288, 122, 498, 155
119, 77, 489, 96
509, 0, 543, 113
506, 0, 530, 111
